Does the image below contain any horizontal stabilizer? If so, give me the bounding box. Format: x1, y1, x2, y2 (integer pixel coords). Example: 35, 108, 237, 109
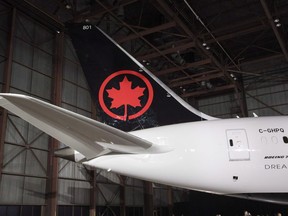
0, 94, 155, 159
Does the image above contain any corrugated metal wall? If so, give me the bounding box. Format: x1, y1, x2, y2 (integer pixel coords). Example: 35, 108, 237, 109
246, 83, 288, 116
198, 69, 288, 118
198, 93, 236, 118
0, 7, 52, 208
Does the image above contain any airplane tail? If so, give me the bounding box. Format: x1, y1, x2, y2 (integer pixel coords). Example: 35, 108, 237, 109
67, 23, 215, 131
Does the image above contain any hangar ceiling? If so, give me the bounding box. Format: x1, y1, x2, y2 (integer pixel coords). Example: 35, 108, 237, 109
5, 0, 288, 100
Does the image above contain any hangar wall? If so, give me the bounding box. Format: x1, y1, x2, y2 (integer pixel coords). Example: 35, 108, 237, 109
198, 58, 288, 118
0, 2, 180, 216
0, 1, 287, 216
199, 83, 288, 118
0, 3, 52, 215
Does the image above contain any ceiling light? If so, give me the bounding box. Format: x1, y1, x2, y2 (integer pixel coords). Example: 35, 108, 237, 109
276, 23, 281, 27
206, 82, 212, 89
202, 42, 207, 46
65, 4, 72, 9
205, 46, 210, 50
274, 18, 280, 23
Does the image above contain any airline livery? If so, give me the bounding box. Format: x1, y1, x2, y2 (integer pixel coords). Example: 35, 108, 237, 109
0, 23, 287, 203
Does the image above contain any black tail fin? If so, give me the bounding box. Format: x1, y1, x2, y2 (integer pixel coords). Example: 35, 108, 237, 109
67, 23, 214, 131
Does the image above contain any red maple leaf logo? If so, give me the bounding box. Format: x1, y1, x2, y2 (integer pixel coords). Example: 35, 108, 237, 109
106, 76, 145, 121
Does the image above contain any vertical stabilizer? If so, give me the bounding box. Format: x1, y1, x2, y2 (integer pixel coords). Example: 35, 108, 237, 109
67, 23, 215, 131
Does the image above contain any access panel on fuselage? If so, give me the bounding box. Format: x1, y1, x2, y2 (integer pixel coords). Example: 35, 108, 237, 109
226, 129, 250, 161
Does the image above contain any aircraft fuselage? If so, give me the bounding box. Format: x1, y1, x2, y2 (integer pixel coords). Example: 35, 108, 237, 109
84, 116, 288, 194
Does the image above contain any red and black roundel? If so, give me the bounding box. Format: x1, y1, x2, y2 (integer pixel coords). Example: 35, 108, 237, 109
99, 70, 154, 121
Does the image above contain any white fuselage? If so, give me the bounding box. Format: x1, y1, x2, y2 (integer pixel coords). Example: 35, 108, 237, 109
84, 116, 288, 194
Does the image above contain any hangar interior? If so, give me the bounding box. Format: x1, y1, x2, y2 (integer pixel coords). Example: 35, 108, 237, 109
0, 0, 288, 216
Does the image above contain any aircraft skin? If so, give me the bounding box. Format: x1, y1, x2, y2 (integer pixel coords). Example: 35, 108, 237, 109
0, 23, 288, 202
85, 116, 288, 194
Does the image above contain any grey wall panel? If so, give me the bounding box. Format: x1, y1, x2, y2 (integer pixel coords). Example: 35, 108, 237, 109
0, 30, 8, 57
58, 178, 74, 204
58, 160, 74, 178
28, 127, 49, 150
13, 38, 33, 67
58, 179, 90, 205
32, 49, 53, 76
58, 159, 89, 181
15, 15, 34, 43
24, 149, 47, 177
62, 81, 77, 105
3, 144, 25, 173
125, 186, 144, 206
126, 177, 143, 187
11, 63, 32, 92
96, 170, 121, 184
64, 38, 78, 61
246, 97, 261, 110
198, 94, 235, 118
198, 82, 288, 118
0, 57, 4, 83
63, 59, 78, 83
73, 164, 90, 180
33, 25, 54, 54
23, 177, 46, 204
62, 61, 91, 111
9, 87, 29, 95
5, 116, 28, 145
31, 72, 51, 99
246, 83, 288, 116
95, 185, 106, 206
73, 181, 91, 205
77, 68, 88, 87
154, 188, 168, 207
77, 88, 91, 110
0, 175, 23, 203
2, 110, 48, 204
173, 189, 187, 203
0, 3, 9, 30
3, 145, 47, 178
275, 105, 288, 114
12, 43, 53, 99
97, 183, 120, 205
